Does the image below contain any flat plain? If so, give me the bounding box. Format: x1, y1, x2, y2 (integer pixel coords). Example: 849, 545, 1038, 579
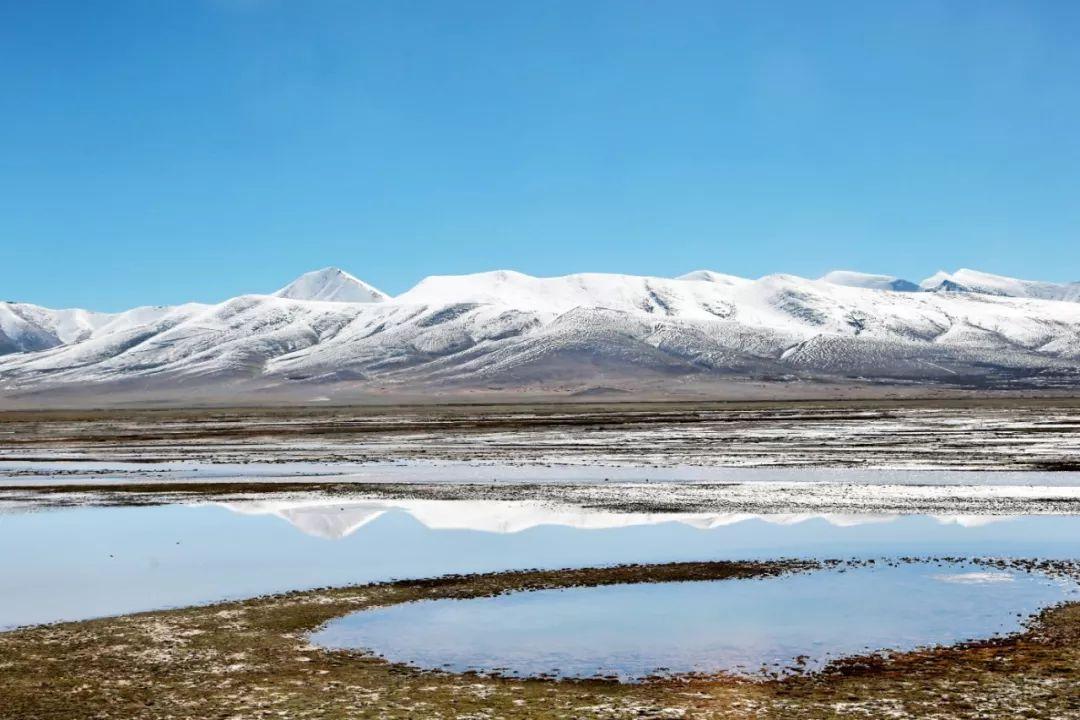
2, 399, 1080, 719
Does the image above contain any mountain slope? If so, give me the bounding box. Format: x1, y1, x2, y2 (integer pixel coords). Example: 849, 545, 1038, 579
0, 302, 107, 354
921, 269, 1080, 302
3, 268, 1080, 402
0, 301, 202, 355
676, 270, 750, 287
0, 267, 380, 358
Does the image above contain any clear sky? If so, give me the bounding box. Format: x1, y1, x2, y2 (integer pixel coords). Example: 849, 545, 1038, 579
3, 1, 1079, 311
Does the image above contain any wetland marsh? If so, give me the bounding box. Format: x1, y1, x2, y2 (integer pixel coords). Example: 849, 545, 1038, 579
2, 401, 1079, 718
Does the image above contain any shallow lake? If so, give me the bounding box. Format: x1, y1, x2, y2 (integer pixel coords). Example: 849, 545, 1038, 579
2, 499, 1080, 629
311, 561, 1078, 680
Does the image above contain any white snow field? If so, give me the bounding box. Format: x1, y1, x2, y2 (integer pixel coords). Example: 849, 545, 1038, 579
2, 266, 1079, 399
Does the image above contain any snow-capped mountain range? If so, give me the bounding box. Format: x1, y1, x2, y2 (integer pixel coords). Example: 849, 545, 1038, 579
2, 266, 1079, 403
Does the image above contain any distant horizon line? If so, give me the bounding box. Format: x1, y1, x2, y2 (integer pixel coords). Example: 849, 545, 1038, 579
5, 264, 1079, 314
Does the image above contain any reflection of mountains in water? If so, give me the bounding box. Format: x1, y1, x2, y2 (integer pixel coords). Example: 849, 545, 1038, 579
219, 499, 1008, 540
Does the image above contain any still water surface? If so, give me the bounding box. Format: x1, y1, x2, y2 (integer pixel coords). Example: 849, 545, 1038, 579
2, 500, 1080, 629
312, 562, 1078, 680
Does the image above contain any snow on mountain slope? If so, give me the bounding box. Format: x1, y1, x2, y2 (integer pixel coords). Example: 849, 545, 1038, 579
0, 302, 110, 354
0, 301, 210, 357
921, 269, 1080, 302
394, 270, 755, 319
0, 295, 371, 384
821, 270, 919, 292
0, 267, 378, 357
3, 268, 1080, 398
274, 267, 388, 303
676, 270, 751, 286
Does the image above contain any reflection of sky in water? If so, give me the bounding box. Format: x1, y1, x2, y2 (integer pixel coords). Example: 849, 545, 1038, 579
2, 503, 1080, 628
312, 563, 1079, 680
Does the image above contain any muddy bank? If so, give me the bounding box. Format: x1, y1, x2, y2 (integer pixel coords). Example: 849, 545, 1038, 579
2, 558, 1079, 720
2, 400, 1080, 470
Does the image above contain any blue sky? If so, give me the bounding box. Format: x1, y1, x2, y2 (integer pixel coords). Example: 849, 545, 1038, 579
3, 1, 1079, 310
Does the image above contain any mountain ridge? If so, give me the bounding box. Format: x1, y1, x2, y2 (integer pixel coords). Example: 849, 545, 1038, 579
3, 266, 1079, 403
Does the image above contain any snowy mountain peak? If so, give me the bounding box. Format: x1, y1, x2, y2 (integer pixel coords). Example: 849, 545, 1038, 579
821, 270, 919, 292
920, 269, 1080, 301
676, 270, 750, 286
919, 270, 954, 291
273, 267, 388, 303
919, 268, 999, 293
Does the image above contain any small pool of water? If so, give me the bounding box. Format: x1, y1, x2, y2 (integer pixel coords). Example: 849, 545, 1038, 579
311, 562, 1078, 681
